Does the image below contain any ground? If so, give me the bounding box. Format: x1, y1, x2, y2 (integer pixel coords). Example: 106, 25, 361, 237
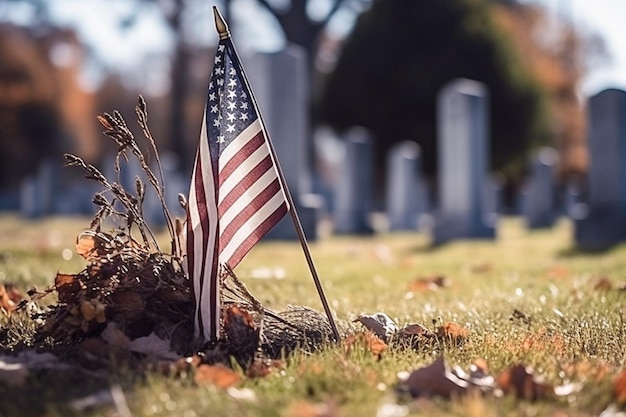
1, 214, 625, 416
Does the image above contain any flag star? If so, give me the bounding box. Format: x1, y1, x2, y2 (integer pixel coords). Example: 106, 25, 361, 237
209, 92, 216, 101
218, 44, 225, 52
227, 112, 236, 122
214, 55, 221, 64
213, 118, 220, 127
211, 105, 218, 113
217, 135, 226, 143
240, 102, 248, 110
227, 101, 237, 111
228, 78, 237, 87
229, 68, 236, 75
227, 90, 237, 99
240, 91, 247, 99
240, 113, 249, 121
215, 67, 224, 75
226, 124, 235, 133
209, 81, 214, 89
217, 78, 224, 86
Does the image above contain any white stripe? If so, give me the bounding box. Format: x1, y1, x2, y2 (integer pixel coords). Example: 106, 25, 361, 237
219, 192, 285, 265
188, 113, 220, 341
219, 168, 277, 231
219, 119, 263, 169
218, 144, 271, 204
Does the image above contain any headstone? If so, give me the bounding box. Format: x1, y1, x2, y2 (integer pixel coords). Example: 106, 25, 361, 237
19, 159, 57, 219
575, 88, 626, 249
432, 78, 496, 244
385, 141, 429, 231
333, 126, 374, 234
247, 44, 323, 240
522, 147, 558, 228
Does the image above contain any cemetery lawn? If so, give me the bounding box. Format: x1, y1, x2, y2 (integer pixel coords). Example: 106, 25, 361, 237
2, 214, 626, 416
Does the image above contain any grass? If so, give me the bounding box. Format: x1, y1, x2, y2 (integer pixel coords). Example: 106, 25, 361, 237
1, 214, 626, 416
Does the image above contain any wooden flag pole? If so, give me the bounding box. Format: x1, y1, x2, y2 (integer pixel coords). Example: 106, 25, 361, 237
212, 6, 341, 342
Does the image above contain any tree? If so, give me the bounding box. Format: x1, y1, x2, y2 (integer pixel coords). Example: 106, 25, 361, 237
318, 0, 551, 184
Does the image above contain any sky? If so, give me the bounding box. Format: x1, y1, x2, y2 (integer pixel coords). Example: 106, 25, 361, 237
1, 0, 625, 96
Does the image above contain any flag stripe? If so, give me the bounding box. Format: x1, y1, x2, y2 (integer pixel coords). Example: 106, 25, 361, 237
220, 178, 284, 249
219, 167, 278, 226
218, 146, 272, 205
186, 38, 289, 341
223, 196, 288, 267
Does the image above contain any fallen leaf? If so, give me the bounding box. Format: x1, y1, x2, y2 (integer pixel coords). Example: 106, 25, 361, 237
594, 277, 613, 291
397, 355, 469, 398
75, 233, 98, 259
496, 364, 555, 401
246, 357, 284, 378
397, 356, 496, 399
408, 275, 449, 292
283, 400, 339, 417
0, 284, 16, 313
353, 312, 398, 342
128, 332, 179, 360
547, 265, 570, 279
55, 273, 82, 303
194, 364, 240, 388
436, 322, 469, 344
614, 368, 626, 404
343, 331, 388, 357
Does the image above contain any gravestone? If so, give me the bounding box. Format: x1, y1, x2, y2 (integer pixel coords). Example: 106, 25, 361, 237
333, 126, 374, 234
247, 44, 323, 240
432, 78, 496, 244
19, 159, 57, 219
385, 141, 429, 231
522, 147, 558, 228
575, 88, 626, 249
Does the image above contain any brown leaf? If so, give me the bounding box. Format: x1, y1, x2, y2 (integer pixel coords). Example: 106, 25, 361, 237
594, 276, 613, 291
55, 273, 82, 303
398, 323, 434, 338
246, 357, 284, 378
496, 364, 554, 401
75, 233, 97, 259
613, 368, 626, 404
0, 284, 16, 313
343, 331, 388, 357
408, 275, 449, 292
397, 355, 469, 398
436, 322, 469, 344
194, 364, 240, 388
283, 400, 339, 417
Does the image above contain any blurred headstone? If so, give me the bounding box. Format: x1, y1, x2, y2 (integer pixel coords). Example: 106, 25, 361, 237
575, 89, 626, 249
247, 44, 322, 240
19, 159, 57, 219
432, 79, 496, 244
385, 141, 429, 231
333, 126, 374, 234
522, 147, 558, 229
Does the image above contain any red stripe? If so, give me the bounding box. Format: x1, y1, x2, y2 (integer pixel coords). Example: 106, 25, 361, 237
218, 155, 273, 214
226, 202, 288, 267
219, 178, 283, 250
218, 131, 265, 185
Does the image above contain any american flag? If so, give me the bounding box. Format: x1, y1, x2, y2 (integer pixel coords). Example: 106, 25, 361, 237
186, 38, 289, 342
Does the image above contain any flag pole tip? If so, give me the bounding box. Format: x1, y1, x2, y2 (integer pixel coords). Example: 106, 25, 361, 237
213, 6, 230, 39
